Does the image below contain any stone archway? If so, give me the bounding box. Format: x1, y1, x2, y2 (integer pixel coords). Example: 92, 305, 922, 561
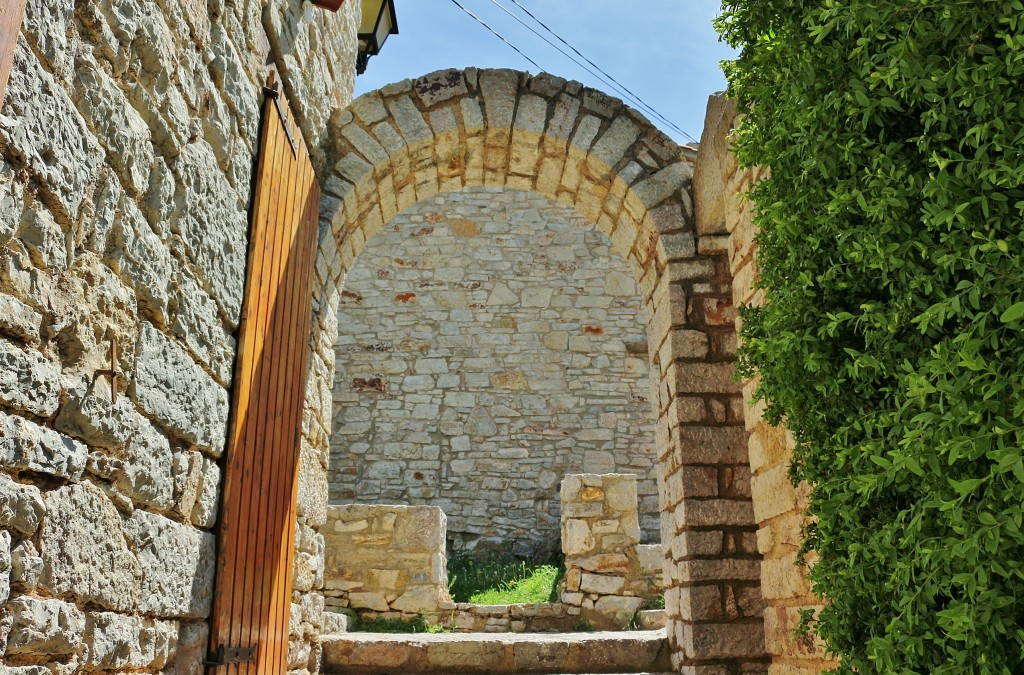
302, 69, 768, 673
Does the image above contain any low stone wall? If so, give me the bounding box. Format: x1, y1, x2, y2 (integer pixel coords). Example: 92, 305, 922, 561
323, 504, 451, 616
559, 474, 661, 629
324, 475, 663, 633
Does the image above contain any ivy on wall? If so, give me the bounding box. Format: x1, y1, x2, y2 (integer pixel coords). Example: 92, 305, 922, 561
716, 1, 1024, 672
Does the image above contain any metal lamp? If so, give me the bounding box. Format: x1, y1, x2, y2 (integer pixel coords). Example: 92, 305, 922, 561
356, 0, 398, 74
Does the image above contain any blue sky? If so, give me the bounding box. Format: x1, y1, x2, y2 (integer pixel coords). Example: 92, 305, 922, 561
354, 1, 737, 145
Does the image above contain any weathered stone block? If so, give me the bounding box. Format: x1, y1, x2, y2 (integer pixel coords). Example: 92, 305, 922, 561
0, 39, 104, 221
0, 410, 87, 480
0, 473, 45, 536
39, 481, 142, 611
132, 322, 229, 455
124, 510, 215, 619
5, 597, 85, 656
83, 612, 151, 669
0, 293, 41, 341
0, 338, 60, 417
0, 529, 9, 603
169, 141, 248, 324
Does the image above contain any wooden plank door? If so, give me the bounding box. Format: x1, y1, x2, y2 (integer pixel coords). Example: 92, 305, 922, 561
208, 75, 321, 675
0, 0, 28, 107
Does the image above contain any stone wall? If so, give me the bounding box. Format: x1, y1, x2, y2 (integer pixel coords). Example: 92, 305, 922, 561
0, 1, 357, 672
323, 504, 450, 616
323, 475, 661, 633
558, 474, 659, 629
329, 186, 659, 552
694, 94, 833, 673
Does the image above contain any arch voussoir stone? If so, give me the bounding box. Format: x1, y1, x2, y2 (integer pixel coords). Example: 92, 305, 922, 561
306, 68, 769, 674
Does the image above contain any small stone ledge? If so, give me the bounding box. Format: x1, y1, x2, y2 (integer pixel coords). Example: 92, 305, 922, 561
321, 629, 670, 674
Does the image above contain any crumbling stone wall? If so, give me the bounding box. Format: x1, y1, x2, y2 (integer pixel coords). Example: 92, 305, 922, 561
0, 0, 357, 672
329, 186, 659, 551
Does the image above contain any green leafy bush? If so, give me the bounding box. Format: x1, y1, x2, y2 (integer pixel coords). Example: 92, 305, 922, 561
717, 1, 1024, 672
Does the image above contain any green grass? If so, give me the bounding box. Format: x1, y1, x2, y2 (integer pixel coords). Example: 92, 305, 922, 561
447, 545, 562, 604
467, 564, 560, 605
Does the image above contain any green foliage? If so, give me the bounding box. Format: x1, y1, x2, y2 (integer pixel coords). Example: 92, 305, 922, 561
352, 615, 449, 633
573, 620, 596, 633
468, 565, 561, 605
717, 1, 1024, 672
447, 545, 562, 604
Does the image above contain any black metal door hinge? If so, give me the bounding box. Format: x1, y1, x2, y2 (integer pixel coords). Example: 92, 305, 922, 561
263, 78, 297, 158
204, 644, 257, 666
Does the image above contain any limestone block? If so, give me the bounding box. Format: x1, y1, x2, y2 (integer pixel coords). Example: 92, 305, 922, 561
166, 620, 208, 675
0, 39, 104, 221
109, 198, 173, 325
172, 268, 235, 385
580, 573, 625, 595
572, 553, 630, 575
124, 510, 215, 618
56, 375, 140, 449
0, 529, 9, 603
592, 595, 643, 629
39, 481, 141, 611
5, 597, 85, 656
388, 96, 432, 145
591, 117, 640, 168
562, 519, 595, 557
83, 612, 152, 670
479, 70, 520, 131
72, 52, 153, 195
348, 592, 389, 612
0, 411, 87, 481
11, 539, 43, 592
190, 455, 221, 528
0, 338, 60, 417
296, 441, 329, 528
169, 141, 248, 324
391, 585, 442, 613
414, 69, 468, 108
207, 23, 260, 145
322, 611, 349, 635
0, 473, 45, 536
0, 160, 26, 245
0, 293, 41, 342
132, 322, 229, 455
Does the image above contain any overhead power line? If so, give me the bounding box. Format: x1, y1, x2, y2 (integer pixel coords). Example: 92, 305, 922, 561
500, 0, 698, 144
448, 0, 542, 71
449, 0, 698, 144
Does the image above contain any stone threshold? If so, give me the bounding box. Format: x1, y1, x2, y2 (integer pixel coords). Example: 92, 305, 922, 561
321, 629, 669, 674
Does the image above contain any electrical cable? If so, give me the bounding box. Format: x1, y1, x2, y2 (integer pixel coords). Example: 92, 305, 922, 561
448, 0, 543, 72
499, 0, 699, 143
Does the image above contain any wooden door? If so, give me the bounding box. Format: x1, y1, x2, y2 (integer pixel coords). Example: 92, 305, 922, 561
208, 75, 321, 674
0, 0, 28, 107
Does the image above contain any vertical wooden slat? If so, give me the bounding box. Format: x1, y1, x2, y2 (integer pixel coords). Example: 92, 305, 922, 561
0, 0, 27, 108
210, 81, 320, 674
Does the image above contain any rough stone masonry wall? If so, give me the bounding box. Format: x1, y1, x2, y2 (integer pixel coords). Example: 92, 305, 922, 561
558, 474, 657, 630
0, 1, 356, 673
329, 186, 659, 552
322, 504, 450, 617
694, 94, 833, 674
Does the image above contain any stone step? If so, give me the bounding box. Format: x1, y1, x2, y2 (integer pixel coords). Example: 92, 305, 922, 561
321, 629, 670, 674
